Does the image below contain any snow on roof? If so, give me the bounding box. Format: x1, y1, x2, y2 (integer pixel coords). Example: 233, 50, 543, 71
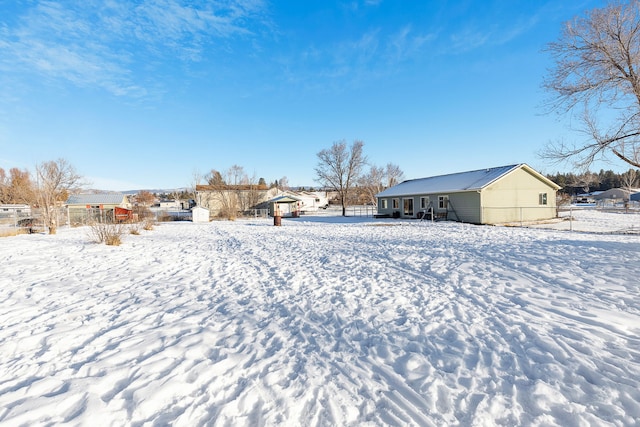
268, 195, 301, 203
66, 193, 127, 205
376, 164, 523, 198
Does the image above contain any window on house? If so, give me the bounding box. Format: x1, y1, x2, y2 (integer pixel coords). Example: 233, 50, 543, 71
380, 199, 388, 209
403, 198, 414, 216
438, 195, 449, 209
539, 193, 548, 205
420, 197, 429, 209
392, 198, 399, 209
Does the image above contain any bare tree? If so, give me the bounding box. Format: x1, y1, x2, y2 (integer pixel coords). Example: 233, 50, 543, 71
277, 176, 289, 191
136, 190, 156, 207
240, 172, 263, 212
315, 140, 367, 216
542, 0, 640, 169
620, 168, 639, 190
133, 190, 155, 220
358, 163, 405, 206
569, 171, 601, 193
0, 167, 35, 205
35, 159, 83, 234
359, 165, 386, 206
191, 169, 203, 206
385, 163, 405, 188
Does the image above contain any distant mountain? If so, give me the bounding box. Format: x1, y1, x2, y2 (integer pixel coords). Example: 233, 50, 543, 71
81, 188, 189, 195
121, 188, 189, 195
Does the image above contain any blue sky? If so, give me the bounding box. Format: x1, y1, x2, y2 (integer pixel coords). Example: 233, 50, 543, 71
0, 0, 613, 191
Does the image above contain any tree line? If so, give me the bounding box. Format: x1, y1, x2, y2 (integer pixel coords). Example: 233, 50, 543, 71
546, 168, 639, 194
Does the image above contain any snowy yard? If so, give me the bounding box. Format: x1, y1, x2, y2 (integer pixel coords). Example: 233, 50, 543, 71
1, 210, 639, 426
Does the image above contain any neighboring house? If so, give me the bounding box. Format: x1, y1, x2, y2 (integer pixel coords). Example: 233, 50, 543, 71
66, 193, 132, 224
156, 200, 181, 209
0, 204, 31, 215
375, 164, 561, 225
196, 184, 279, 217
0, 204, 32, 225
631, 192, 640, 202
593, 188, 634, 203
294, 191, 329, 212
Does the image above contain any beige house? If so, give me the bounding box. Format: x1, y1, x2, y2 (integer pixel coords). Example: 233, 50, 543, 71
375, 164, 561, 225
195, 184, 279, 217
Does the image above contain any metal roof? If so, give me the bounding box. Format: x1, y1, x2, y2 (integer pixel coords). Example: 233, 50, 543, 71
268, 195, 301, 203
376, 164, 556, 198
66, 193, 128, 205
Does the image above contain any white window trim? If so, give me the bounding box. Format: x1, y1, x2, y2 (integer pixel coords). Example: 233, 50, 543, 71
438, 195, 449, 210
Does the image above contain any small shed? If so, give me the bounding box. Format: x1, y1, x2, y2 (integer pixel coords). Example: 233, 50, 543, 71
268, 195, 302, 217
191, 206, 210, 223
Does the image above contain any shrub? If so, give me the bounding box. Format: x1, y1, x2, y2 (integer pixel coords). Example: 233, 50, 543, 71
143, 219, 155, 231
129, 223, 140, 235
88, 222, 126, 246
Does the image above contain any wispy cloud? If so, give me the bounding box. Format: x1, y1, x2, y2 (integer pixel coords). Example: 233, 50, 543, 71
447, 8, 541, 54
386, 25, 435, 62
0, 0, 270, 98
277, 22, 437, 95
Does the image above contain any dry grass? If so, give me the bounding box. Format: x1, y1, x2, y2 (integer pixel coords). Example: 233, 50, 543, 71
87, 222, 126, 246
0, 228, 19, 238
129, 223, 141, 235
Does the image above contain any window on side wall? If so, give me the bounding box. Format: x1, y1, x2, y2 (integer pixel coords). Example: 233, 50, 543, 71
438, 195, 448, 209
380, 199, 388, 209
392, 198, 399, 209
539, 193, 548, 205
420, 197, 429, 209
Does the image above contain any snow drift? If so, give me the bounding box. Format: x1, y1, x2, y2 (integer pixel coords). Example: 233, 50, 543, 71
1, 211, 639, 426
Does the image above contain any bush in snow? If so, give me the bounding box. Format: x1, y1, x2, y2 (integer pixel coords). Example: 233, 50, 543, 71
88, 221, 126, 246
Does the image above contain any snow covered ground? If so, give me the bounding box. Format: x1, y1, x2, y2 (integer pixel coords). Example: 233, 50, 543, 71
1, 210, 639, 426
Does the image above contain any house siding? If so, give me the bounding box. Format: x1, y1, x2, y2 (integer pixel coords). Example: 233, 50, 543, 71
448, 192, 481, 224
378, 192, 482, 222
481, 168, 557, 224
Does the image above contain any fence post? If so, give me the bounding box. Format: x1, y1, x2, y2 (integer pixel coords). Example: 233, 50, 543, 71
570, 205, 573, 232
520, 207, 523, 226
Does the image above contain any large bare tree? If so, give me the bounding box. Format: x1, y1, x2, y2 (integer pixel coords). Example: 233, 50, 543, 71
359, 163, 405, 206
543, 0, 640, 169
315, 140, 367, 216
35, 159, 83, 234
